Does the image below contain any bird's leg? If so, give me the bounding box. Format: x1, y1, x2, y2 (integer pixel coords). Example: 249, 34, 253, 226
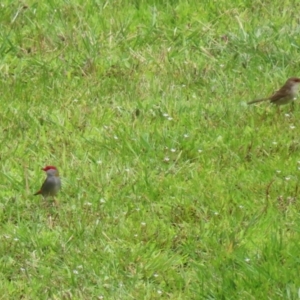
289, 101, 295, 114
53, 197, 59, 207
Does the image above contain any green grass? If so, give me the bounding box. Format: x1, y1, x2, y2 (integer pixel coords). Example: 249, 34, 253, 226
1, 0, 300, 298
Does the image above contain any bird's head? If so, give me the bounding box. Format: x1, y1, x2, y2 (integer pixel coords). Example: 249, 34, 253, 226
42, 166, 59, 176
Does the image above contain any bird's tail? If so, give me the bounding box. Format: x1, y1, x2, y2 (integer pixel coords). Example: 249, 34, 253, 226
34, 190, 41, 196
247, 98, 269, 105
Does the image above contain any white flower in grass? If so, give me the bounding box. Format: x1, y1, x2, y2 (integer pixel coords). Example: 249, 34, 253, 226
167, 117, 173, 121
141, 222, 146, 226
285, 176, 291, 181
170, 148, 176, 152
183, 134, 189, 138
245, 258, 250, 263
153, 273, 159, 278
14, 238, 19, 241
163, 157, 170, 162
276, 170, 281, 174
290, 125, 296, 130
134, 234, 138, 238
97, 160, 102, 164
20, 268, 26, 272
239, 205, 244, 209
73, 99, 78, 103
214, 212, 219, 216
272, 141, 277, 145
287, 196, 295, 203
157, 290, 163, 295
198, 149, 203, 153
285, 113, 290, 117
163, 113, 169, 117
114, 135, 118, 140
84, 202, 92, 206
98, 296, 104, 300
73, 270, 79, 275
100, 198, 106, 203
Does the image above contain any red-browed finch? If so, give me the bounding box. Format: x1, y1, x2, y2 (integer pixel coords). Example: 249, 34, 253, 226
34, 166, 61, 198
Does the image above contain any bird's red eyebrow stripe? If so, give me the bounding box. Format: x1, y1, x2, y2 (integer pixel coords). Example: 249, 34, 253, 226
42, 166, 57, 171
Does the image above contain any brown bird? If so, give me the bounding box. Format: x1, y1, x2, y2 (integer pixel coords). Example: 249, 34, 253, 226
248, 77, 300, 106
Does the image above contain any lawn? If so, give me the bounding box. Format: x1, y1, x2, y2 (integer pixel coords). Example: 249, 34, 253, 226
1, 0, 300, 299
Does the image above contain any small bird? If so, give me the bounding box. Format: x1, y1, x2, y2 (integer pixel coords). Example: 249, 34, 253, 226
34, 166, 61, 199
247, 77, 300, 106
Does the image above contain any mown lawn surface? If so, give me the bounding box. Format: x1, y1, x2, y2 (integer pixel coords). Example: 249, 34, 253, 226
1, 1, 300, 299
